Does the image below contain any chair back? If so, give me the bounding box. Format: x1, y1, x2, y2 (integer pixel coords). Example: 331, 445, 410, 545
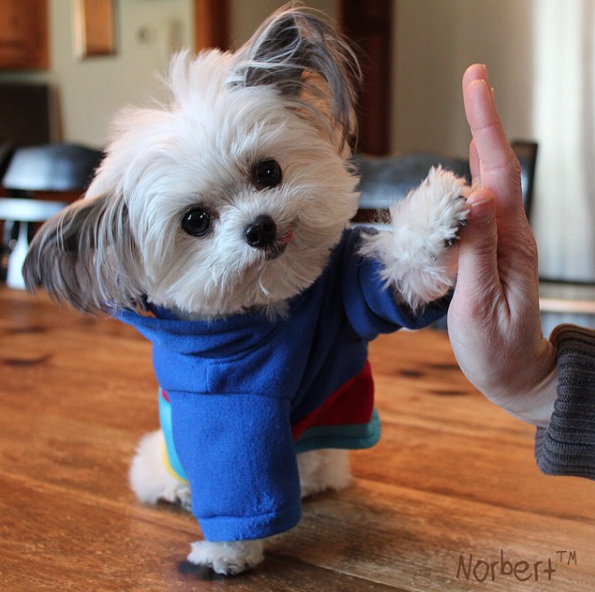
0, 143, 103, 289
0, 142, 14, 180
2, 143, 103, 194
353, 140, 537, 224
511, 140, 538, 220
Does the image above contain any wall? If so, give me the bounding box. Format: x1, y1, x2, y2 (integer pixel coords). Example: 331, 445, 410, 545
392, 0, 534, 157
2, 0, 592, 286
392, 0, 595, 288
0, 0, 337, 149
0, 0, 550, 158
0, 0, 194, 148
229, 0, 338, 46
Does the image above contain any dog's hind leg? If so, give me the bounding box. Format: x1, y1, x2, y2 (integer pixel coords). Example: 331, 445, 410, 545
297, 448, 352, 498
129, 429, 192, 511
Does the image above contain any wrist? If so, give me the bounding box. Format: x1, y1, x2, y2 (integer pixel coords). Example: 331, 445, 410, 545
500, 363, 558, 427
483, 337, 558, 427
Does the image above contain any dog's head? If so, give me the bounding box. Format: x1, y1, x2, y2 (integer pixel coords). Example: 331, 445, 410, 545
24, 6, 361, 318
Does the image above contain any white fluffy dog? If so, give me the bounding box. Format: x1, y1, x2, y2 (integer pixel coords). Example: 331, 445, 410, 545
24, 6, 469, 575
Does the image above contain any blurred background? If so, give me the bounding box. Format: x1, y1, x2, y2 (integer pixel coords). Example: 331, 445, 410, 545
0, 0, 594, 300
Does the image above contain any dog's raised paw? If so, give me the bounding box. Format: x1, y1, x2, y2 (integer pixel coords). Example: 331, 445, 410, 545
443, 195, 469, 247
358, 166, 472, 312
187, 540, 264, 575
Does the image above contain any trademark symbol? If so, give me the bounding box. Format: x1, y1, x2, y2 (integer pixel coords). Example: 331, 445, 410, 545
556, 551, 578, 566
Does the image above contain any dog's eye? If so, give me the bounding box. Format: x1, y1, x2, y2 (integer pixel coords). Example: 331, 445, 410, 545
181, 208, 211, 237
252, 159, 282, 190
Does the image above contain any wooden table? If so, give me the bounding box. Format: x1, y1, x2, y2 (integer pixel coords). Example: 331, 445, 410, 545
1, 286, 594, 591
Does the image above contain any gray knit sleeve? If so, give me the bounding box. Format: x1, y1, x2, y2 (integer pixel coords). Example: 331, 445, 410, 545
535, 324, 595, 478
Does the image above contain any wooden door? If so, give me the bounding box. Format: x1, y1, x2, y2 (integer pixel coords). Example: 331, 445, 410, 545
339, 0, 393, 155
194, 0, 229, 51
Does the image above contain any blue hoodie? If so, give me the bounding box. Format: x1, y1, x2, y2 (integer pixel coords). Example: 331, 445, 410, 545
118, 227, 448, 542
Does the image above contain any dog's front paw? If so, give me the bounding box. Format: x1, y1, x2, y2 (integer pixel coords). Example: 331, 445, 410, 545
439, 194, 469, 248
360, 166, 470, 312
187, 540, 264, 575
405, 166, 470, 252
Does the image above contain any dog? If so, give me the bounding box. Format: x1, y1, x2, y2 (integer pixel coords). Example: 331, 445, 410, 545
23, 5, 469, 575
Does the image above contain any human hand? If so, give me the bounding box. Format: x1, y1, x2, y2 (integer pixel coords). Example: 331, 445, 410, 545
447, 64, 557, 427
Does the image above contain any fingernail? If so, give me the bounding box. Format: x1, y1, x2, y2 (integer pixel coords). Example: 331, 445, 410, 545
475, 63, 489, 83
470, 197, 495, 224
468, 78, 491, 99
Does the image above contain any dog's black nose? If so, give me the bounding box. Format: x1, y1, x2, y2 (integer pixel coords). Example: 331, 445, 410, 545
245, 215, 277, 248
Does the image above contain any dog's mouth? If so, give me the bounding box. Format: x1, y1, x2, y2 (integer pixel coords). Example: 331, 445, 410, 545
264, 228, 295, 261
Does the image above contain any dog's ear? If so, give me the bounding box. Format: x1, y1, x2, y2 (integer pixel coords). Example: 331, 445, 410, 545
231, 6, 361, 152
23, 193, 144, 314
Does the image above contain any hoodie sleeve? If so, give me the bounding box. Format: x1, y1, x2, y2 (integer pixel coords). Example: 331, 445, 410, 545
535, 324, 595, 479
339, 228, 450, 340
168, 391, 302, 541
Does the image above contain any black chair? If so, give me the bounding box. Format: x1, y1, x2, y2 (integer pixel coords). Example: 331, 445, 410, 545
511, 140, 538, 221
353, 140, 537, 224
2, 143, 103, 194
0, 141, 14, 180
0, 143, 104, 288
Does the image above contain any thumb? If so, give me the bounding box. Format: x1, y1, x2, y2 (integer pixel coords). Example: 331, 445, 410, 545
456, 190, 499, 295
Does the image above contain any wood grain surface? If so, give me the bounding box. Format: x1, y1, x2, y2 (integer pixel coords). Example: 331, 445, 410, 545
1, 286, 594, 591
